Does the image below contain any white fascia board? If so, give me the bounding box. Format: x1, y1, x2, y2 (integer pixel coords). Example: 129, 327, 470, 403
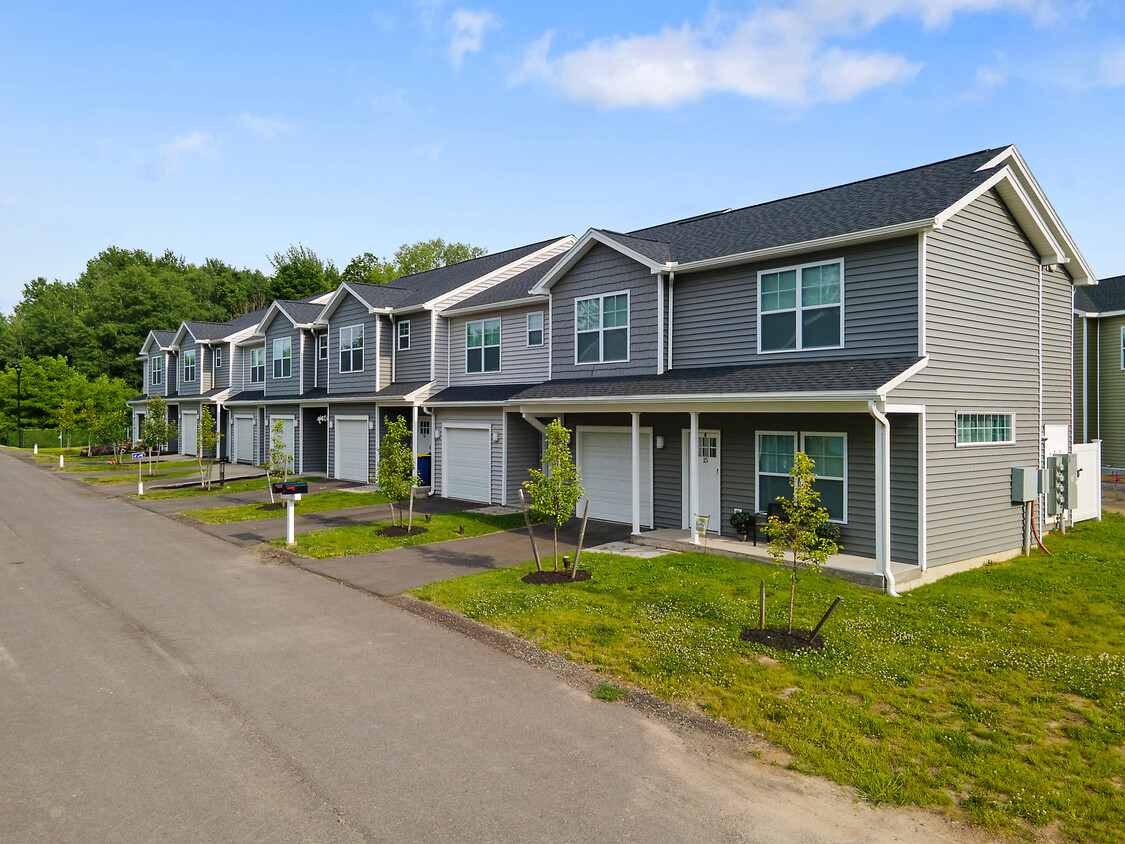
424, 400, 513, 408
313, 283, 372, 325
253, 302, 298, 337
422, 236, 577, 310
515, 389, 879, 407
1080, 308, 1125, 319
516, 398, 874, 415
530, 230, 664, 294
876, 356, 929, 398
670, 220, 935, 275
169, 322, 195, 350
441, 295, 547, 318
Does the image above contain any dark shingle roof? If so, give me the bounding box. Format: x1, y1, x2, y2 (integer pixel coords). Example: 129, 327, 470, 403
611, 148, 1008, 266
510, 357, 921, 401
429, 384, 538, 403
184, 321, 239, 341
373, 381, 432, 400
450, 254, 563, 311
1076, 275, 1125, 313
150, 330, 177, 348
226, 390, 265, 404
226, 307, 271, 332
275, 300, 326, 325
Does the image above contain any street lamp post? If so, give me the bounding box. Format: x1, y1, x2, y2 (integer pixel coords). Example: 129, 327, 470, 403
14, 363, 23, 449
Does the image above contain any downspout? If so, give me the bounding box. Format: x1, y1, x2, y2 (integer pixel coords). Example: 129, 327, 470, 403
868, 400, 900, 597
667, 270, 675, 370
656, 273, 665, 375
1082, 317, 1087, 443
391, 315, 397, 384
422, 406, 436, 496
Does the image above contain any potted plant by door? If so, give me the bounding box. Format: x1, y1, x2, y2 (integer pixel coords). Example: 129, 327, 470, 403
730, 510, 755, 542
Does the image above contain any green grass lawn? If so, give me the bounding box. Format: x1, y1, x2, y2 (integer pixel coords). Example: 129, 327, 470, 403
187, 490, 393, 524
83, 468, 201, 485
57, 459, 198, 473
411, 516, 1125, 842
274, 511, 527, 558
132, 475, 323, 501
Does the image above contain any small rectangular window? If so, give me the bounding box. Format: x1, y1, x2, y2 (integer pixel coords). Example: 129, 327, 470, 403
250, 348, 265, 384
956, 413, 1014, 445
759, 260, 843, 353
467, 318, 501, 373
151, 356, 163, 385
318, 333, 327, 361
575, 293, 628, 364
183, 349, 196, 382
272, 337, 292, 379
419, 419, 431, 437
213, 347, 222, 370
340, 325, 364, 373
527, 311, 544, 346
398, 320, 410, 351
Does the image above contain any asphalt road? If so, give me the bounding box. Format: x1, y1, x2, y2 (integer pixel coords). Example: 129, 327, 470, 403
0, 452, 996, 843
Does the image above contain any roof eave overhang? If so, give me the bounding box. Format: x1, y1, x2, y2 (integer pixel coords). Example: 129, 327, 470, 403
530, 230, 665, 294
442, 295, 547, 317
425, 236, 577, 309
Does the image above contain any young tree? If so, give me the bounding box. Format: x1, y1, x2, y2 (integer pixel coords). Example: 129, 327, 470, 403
92, 408, 130, 461
80, 398, 99, 456
375, 415, 420, 530
57, 399, 77, 451
263, 418, 294, 504
195, 405, 220, 490
141, 395, 175, 475
523, 419, 584, 571
763, 452, 840, 634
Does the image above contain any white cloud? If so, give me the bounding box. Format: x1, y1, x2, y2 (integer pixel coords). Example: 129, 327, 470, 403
1099, 45, 1125, 86
157, 131, 218, 179
447, 8, 496, 68
512, 0, 1066, 108
240, 114, 291, 139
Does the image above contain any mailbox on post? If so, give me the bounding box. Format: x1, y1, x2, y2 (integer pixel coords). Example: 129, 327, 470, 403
273, 481, 308, 498
274, 481, 308, 547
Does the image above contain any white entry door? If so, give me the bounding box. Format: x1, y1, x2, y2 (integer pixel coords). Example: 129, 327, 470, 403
682, 430, 722, 532
576, 427, 653, 527
335, 418, 370, 483
442, 426, 491, 503
181, 411, 198, 457
234, 416, 254, 464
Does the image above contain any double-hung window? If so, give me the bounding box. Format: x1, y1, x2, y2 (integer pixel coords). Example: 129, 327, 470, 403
527, 311, 544, 346
339, 325, 363, 373
318, 333, 327, 361
956, 413, 1014, 446
250, 348, 265, 384
397, 320, 410, 351
213, 347, 222, 370
273, 337, 292, 379
183, 349, 196, 382
756, 431, 847, 522
466, 318, 501, 373
575, 293, 628, 364
758, 260, 843, 352
151, 356, 163, 386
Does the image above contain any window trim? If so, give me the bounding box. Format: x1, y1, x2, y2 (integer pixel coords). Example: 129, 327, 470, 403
527, 311, 544, 347
756, 258, 845, 355
465, 317, 502, 374
272, 336, 292, 379
183, 348, 196, 382
955, 412, 1015, 447
250, 347, 265, 384
339, 324, 364, 374
398, 319, 410, 351
755, 430, 848, 524
318, 332, 327, 361
213, 347, 222, 370
151, 356, 163, 386
574, 290, 630, 365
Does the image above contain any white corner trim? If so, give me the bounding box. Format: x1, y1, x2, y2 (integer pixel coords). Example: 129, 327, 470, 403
877, 356, 929, 398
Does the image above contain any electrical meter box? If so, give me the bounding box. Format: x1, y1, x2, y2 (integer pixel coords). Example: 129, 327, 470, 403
1046, 454, 1079, 516
1010, 467, 1039, 503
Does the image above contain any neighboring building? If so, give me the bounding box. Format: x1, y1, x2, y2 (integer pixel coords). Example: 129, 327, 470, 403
132, 145, 1093, 590
1074, 275, 1125, 469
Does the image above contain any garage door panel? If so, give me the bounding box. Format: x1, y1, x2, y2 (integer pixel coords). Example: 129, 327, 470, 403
336, 419, 369, 483
234, 417, 254, 463
577, 430, 653, 527
444, 427, 491, 503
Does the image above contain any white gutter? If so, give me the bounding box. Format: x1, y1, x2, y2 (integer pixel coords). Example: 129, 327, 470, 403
867, 400, 900, 597
441, 296, 547, 318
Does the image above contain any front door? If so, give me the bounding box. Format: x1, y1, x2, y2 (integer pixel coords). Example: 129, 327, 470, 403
682, 429, 721, 533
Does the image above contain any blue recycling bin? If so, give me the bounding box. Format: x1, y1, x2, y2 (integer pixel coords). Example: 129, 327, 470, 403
417, 453, 432, 486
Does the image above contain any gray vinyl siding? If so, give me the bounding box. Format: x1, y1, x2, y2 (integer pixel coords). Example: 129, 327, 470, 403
301, 406, 329, 473
211, 342, 230, 390
326, 403, 376, 481
179, 340, 201, 396
671, 237, 919, 368
1042, 264, 1072, 430
433, 407, 504, 504
448, 304, 550, 386
378, 315, 393, 389
300, 330, 317, 392
1098, 315, 1125, 467
550, 243, 660, 379
166, 351, 177, 395
888, 189, 1045, 567
1073, 314, 1085, 441
505, 413, 542, 504
242, 342, 265, 391
314, 332, 328, 389
395, 314, 431, 382
434, 317, 450, 387
264, 320, 299, 398
328, 294, 378, 394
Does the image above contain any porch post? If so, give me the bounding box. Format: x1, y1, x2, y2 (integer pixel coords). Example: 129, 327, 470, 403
631, 412, 641, 536
689, 411, 700, 545
869, 402, 899, 596
411, 405, 419, 484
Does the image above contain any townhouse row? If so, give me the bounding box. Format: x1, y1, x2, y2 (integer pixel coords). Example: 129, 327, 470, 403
131, 145, 1095, 590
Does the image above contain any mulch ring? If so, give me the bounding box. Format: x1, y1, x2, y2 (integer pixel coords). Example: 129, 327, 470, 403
739, 627, 824, 651
375, 525, 429, 538
521, 570, 592, 585
258, 502, 285, 512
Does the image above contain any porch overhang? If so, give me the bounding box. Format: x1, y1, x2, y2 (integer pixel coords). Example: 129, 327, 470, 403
514, 396, 877, 415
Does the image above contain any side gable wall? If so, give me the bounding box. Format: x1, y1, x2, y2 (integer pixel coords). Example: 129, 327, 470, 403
264, 317, 298, 397
327, 293, 378, 394
179, 339, 201, 397
448, 302, 550, 386
395, 313, 432, 382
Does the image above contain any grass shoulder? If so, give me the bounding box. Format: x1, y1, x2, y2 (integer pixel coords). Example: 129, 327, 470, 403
187, 490, 393, 524
131, 475, 313, 501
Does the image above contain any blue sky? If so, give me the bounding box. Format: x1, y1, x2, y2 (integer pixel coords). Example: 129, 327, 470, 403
2, 0, 1124, 312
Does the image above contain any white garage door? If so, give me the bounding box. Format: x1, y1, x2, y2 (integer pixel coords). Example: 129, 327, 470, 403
443, 426, 491, 503
181, 411, 198, 457
577, 428, 653, 527
335, 418, 369, 483
234, 416, 254, 464
273, 418, 295, 470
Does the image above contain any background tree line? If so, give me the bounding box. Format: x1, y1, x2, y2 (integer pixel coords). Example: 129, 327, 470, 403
0, 238, 485, 388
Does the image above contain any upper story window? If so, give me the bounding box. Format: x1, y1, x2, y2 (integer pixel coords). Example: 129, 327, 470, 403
318, 332, 327, 361
397, 320, 410, 351
758, 259, 843, 353
250, 347, 265, 384
576, 292, 628, 364
213, 347, 222, 370
150, 356, 163, 386
756, 431, 847, 522
956, 413, 1014, 446
527, 311, 544, 346
183, 348, 196, 382
340, 324, 364, 373
273, 337, 292, 379
467, 318, 501, 373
